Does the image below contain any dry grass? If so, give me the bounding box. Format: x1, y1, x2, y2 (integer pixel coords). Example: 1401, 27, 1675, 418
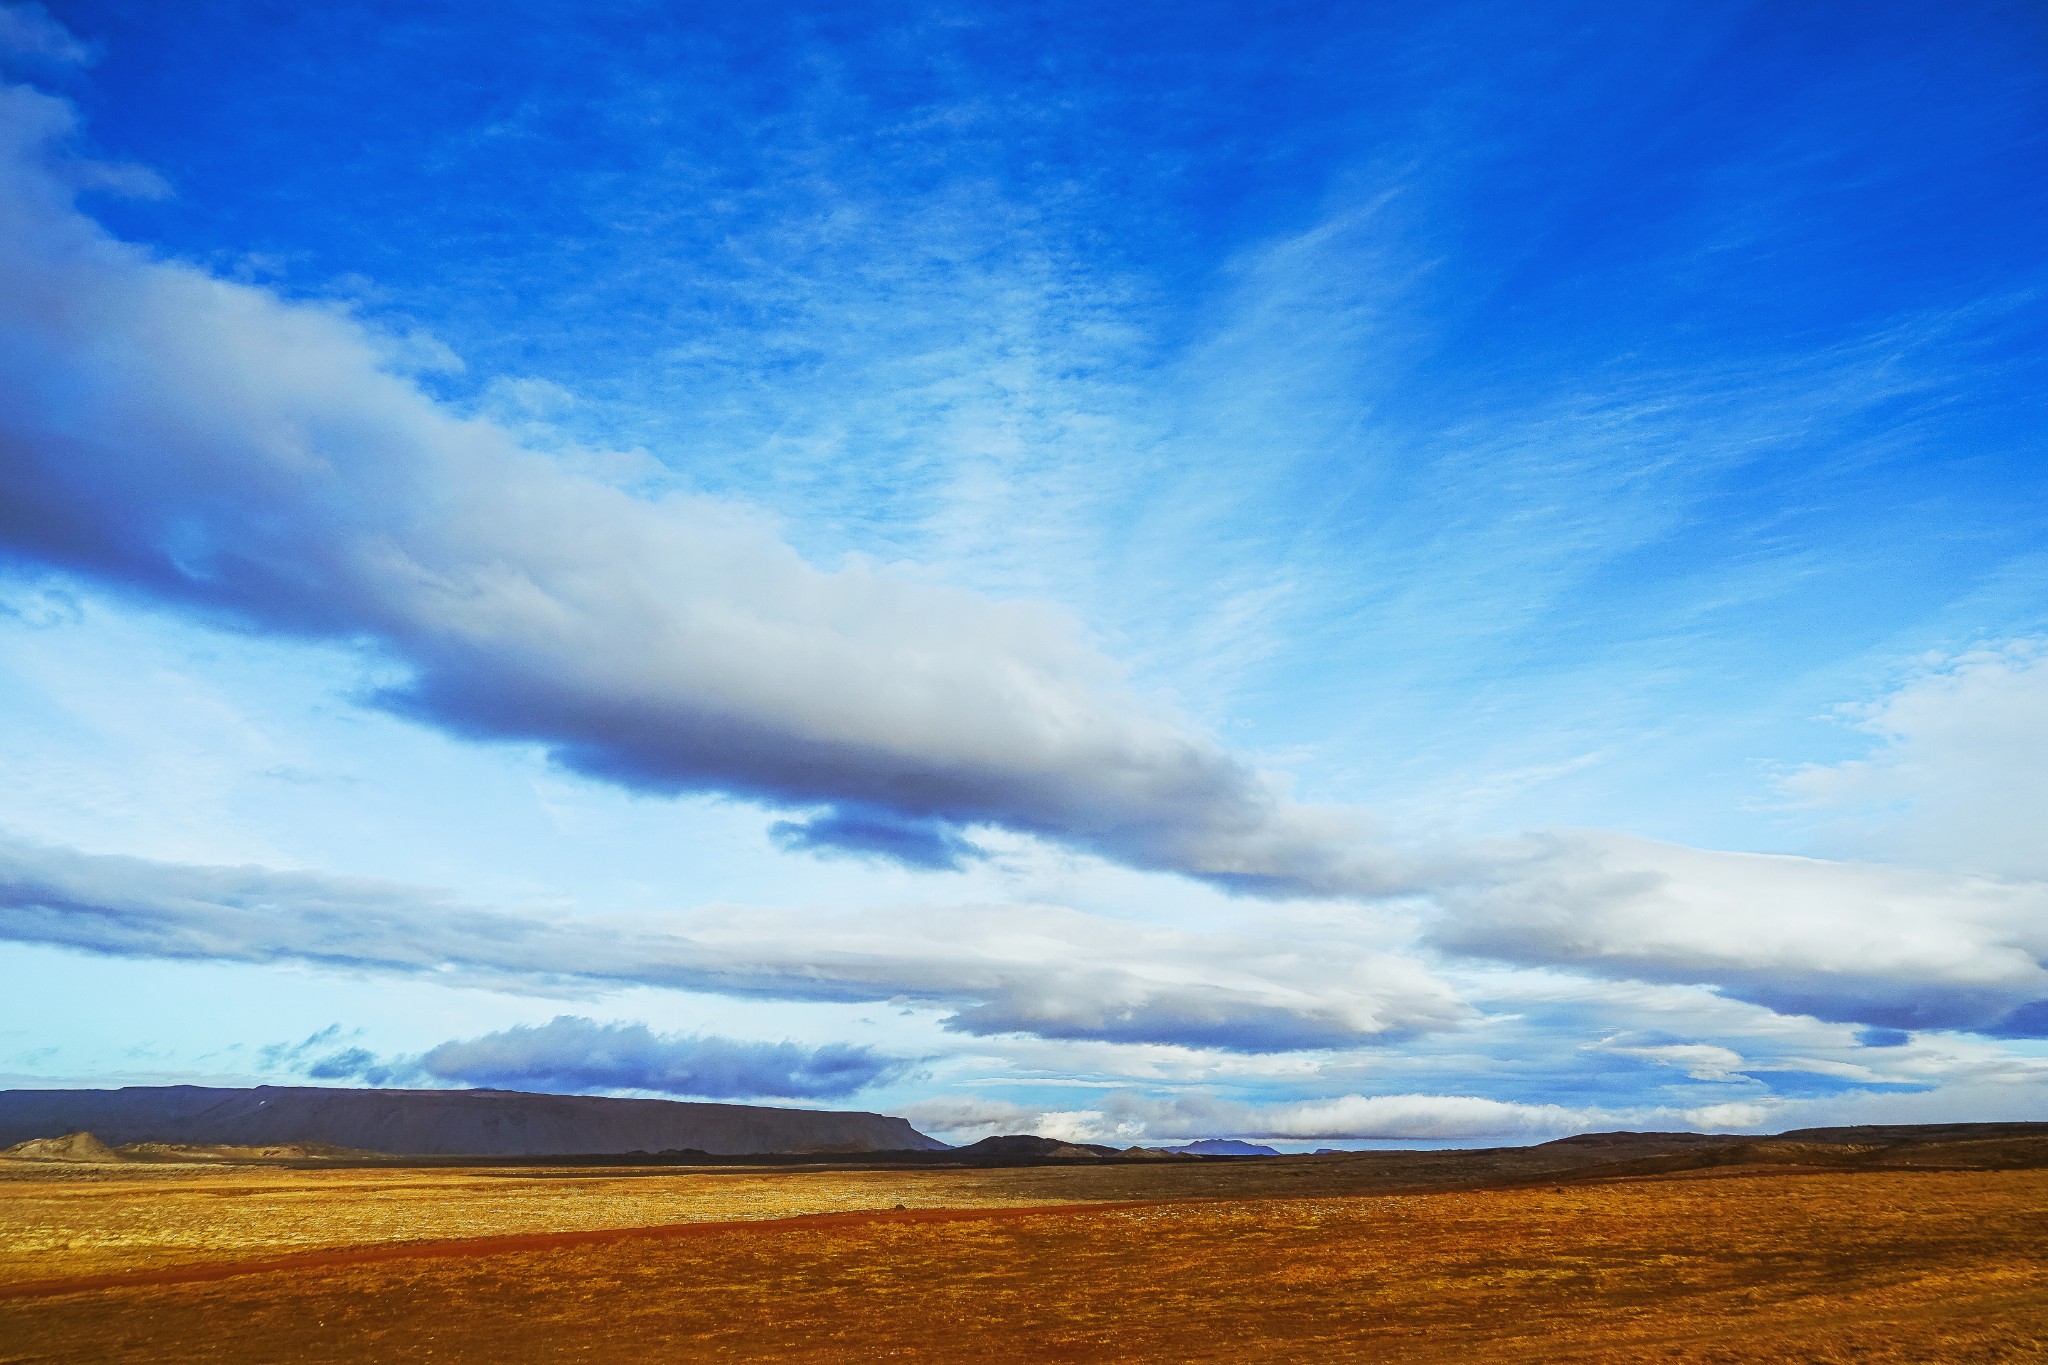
0, 1162, 1104, 1285
1, 1162, 2044, 1361
0, 1141, 1716, 1287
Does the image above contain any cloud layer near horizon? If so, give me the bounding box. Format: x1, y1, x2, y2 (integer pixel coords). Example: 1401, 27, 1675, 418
0, 80, 1417, 897
896, 1090, 1731, 1144
0, 832, 1469, 1050
8, 816, 2047, 1053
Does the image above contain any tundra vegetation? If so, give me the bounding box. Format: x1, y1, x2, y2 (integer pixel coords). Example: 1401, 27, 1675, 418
2, 1124, 2043, 1361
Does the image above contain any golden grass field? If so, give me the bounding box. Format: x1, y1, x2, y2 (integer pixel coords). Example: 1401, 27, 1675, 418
1, 1151, 2043, 1361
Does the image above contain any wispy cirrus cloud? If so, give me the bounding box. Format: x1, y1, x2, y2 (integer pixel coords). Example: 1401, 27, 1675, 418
0, 4, 92, 68
1780, 642, 2048, 879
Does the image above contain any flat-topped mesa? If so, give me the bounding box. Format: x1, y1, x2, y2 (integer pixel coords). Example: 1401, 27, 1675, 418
0, 1086, 948, 1158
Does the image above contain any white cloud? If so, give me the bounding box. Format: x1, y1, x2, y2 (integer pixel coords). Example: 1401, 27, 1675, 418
891, 1098, 1134, 1146
1680, 1101, 1771, 1130
904, 1083, 2031, 1145
1433, 830, 2048, 1035
892, 1096, 1043, 1140
909, 1090, 1607, 1143
0, 4, 91, 67
1592, 1039, 1747, 1081
1160, 1092, 1598, 1141
0, 79, 1424, 897
0, 830, 1471, 1051
1, 44, 2042, 1133
1782, 642, 2048, 879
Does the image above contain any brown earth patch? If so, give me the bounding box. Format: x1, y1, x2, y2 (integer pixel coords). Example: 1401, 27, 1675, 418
1, 1166, 2043, 1362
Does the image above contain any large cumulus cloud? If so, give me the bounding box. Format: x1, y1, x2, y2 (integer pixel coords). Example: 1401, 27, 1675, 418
0, 80, 1418, 896
0, 832, 1470, 1049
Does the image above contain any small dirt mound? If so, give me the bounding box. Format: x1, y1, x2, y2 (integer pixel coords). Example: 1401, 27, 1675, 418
3, 1131, 126, 1162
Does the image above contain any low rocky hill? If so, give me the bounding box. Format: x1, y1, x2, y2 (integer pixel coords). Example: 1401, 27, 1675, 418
950, 1134, 1120, 1160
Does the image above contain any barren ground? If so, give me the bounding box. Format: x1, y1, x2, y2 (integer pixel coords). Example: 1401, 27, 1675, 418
1, 1152, 2043, 1361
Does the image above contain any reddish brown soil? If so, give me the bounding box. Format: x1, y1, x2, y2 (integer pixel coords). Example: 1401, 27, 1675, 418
2, 1167, 2043, 1363
0, 1199, 1163, 1300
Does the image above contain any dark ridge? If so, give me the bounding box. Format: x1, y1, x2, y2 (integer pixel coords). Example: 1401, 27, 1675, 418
1161, 1139, 1282, 1156
1537, 1131, 1745, 1150
949, 1135, 1123, 1160
0, 1086, 947, 1157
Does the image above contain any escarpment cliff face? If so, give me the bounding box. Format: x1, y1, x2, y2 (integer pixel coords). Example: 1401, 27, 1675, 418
0, 1086, 946, 1156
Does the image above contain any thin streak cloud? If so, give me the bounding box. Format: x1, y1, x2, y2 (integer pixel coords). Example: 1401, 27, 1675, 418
0, 831, 1472, 1050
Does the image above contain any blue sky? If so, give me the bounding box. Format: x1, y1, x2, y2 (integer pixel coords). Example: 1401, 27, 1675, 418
0, 0, 2044, 1146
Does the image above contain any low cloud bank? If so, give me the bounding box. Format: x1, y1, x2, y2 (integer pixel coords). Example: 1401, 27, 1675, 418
302, 1016, 907, 1100
904, 1091, 1635, 1144
0, 832, 1469, 1050
1435, 831, 2048, 1036
1108, 1091, 1602, 1142
903, 1088, 1807, 1145
0, 78, 1419, 898
9, 820, 2048, 1050
893, 1097, 1050, 1141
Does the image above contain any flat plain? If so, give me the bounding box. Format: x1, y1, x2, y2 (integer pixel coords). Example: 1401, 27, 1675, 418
2, 1138, 2044, 1362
